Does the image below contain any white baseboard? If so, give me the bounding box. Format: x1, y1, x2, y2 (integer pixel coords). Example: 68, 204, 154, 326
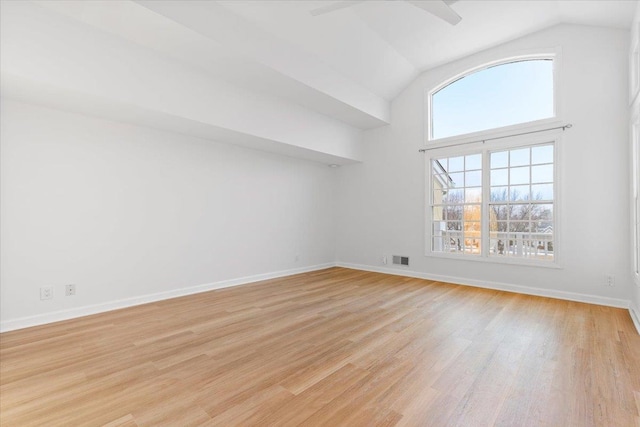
4, 262, 636, 335
336, 262, 631, 309
0, 263, 336, 333
630, 306, 640, 335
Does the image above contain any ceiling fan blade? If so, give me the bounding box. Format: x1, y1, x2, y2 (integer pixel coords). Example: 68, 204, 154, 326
407, 0, 462, 25
310, 1, 366, 17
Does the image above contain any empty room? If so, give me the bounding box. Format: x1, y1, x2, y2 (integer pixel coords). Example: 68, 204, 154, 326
2, 0, 640, 425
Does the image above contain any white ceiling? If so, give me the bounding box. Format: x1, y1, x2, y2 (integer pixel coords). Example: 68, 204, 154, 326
218, 0, 636, 100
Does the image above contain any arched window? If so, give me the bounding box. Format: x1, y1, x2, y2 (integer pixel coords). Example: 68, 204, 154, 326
430, 59, 555, 140
426, 56, 559, 266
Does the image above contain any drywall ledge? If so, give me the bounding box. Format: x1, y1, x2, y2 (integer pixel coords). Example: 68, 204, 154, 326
1, 0, 367, 165
336, 262, 631, 309
0, 263, 335, 333
1, 74, 363, 166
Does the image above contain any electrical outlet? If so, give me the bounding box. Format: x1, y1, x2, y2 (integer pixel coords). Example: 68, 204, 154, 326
40, 286, 53, 300
294, 254, 300, 262
65, 284, 76, 296
382, 256, 387, 265
607, 275, 615, 287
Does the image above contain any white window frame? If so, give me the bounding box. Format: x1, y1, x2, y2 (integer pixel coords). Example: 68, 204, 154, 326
426, 53, 560, 146
630, 23, 640, 106
424, 53, 563, 267
632, 107, 640, 286
425, 133, 562, 268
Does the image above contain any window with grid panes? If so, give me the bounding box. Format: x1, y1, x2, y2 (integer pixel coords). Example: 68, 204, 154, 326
431, 153, 483, 255
426, 56, 558, 266
428, 141, 556, 264
488, 144, 554, 261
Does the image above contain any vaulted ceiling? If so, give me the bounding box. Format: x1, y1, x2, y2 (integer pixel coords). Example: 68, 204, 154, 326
1, 1, 636, 164
219, 0, 635, 100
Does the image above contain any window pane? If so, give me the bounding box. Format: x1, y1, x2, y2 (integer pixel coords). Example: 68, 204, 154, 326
446, 205, 463, 220
531, 184, 553, 200
509, 221, 530, 232
490, 187, 508, 202
532, 145, 553, 164
509, 204, 531, 220
535, 204, 554, 222
510, 148, 530, 167
463, 238, 481, 254
491, 169, 508, 186
431, 60, 554, 139
429, 143, 554, 262
466, 170, 482, 187
430, 152, 483, 256
530, 222, 551, 233
449, 172, 464, 187
492, 221, 508, 232
432, 237, 443, 252
466, 154, 482, 170
510, 185, 530, 201
433, 222, 445, 234
491, 151, 508, 168
532, 164, 553, 183
486, 144, 555, 261
490, 237, 508, 256
447, 221, 462, 230
510, 166, 530, 185
448, 189, 464, 202
464, 205, 482, 220
448, 157, 464, 172
432, 206, 445, 221
466, 221, 481, 232
465, 188, 482, 202
490, 205, 508, 221
433, 174, 447, 189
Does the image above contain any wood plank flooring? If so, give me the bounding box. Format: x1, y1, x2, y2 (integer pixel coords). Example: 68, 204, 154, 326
1, 267, 639, 426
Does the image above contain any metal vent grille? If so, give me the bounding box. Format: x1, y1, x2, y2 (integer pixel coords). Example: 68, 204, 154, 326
392, 255, 409, 266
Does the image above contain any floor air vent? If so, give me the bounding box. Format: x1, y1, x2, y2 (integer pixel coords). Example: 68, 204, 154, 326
392, 255, 409, 266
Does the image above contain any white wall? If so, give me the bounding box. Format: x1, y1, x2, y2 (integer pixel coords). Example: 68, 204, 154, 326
630, 1, 640, 330
0, 99, 336, 330
335, 24, 633, 305
2, 23, 636, 332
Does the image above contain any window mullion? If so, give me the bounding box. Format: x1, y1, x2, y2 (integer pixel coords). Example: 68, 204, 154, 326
481, 148, 490, 257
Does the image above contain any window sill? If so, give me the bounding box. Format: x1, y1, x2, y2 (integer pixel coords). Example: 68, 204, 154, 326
425, 252, 563, 269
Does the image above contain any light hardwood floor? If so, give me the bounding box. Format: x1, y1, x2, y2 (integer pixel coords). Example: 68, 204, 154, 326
1, 267, 639, 426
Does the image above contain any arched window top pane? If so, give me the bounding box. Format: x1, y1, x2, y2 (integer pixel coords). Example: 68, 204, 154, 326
431, 59, 554, 140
